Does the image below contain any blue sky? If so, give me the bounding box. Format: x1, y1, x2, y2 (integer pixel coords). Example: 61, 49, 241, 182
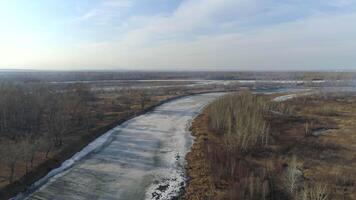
1, 0, 356, 70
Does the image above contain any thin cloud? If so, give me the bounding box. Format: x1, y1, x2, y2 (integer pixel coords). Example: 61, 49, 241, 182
116, 0, 353, 47
75, 0, 132, 23
66, 12, 356, 70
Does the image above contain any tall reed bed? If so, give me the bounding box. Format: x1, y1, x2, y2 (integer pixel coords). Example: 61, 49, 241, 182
202, 91, 295, 199
207, 91, 270, 152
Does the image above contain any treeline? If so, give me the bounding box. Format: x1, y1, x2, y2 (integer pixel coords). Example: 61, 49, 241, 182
0, 83, 92, 183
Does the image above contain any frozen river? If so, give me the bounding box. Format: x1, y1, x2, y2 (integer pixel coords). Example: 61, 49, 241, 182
20, 93, 223, 200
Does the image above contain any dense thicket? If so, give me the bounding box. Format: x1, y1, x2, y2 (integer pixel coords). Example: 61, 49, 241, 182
0, 83, 91, 137
207, 91, 270, 152
0, 83, 92, 183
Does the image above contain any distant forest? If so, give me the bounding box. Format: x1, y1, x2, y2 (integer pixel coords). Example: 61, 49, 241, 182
1, 70, 356, 83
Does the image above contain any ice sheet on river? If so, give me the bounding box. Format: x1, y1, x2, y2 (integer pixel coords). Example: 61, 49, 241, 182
18, 93, 223, 200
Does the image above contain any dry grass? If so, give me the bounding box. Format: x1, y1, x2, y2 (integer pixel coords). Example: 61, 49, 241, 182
185, 91, 356, 200
299, 182, 330, 200
286, 92, 356, 200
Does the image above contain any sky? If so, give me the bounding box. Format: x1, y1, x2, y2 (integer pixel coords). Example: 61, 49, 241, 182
0, 0, 356, 71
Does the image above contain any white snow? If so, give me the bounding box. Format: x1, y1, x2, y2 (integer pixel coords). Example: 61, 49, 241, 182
273, 94, 299, 102
272, 89, 315, 102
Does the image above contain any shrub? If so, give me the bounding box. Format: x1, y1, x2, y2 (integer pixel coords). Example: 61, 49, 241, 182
284, 155, 299, 195
299, 182, 329, 200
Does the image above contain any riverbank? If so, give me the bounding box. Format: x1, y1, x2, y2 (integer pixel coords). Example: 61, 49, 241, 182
183, 111, 217, 199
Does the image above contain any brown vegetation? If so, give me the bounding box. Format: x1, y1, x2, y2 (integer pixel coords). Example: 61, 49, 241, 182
185, 91, 356, 200
0, 83, 92, 184
185, 91, 291, 200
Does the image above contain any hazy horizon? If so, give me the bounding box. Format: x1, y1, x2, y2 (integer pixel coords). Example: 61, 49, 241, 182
1, 0, 356, 71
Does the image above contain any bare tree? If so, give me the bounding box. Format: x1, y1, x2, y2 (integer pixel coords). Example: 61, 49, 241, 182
40, 133, 55, 159
44, 93, 71, 147
138, 91, 151, 110
21, 137, 40, 173
46, 110, 69, 147
0, 140, 22, 183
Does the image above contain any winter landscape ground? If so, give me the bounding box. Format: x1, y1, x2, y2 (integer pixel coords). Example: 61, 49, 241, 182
0, 71, 355, 200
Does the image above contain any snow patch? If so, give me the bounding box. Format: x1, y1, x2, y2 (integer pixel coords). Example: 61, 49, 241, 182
273, 94, 298, 102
